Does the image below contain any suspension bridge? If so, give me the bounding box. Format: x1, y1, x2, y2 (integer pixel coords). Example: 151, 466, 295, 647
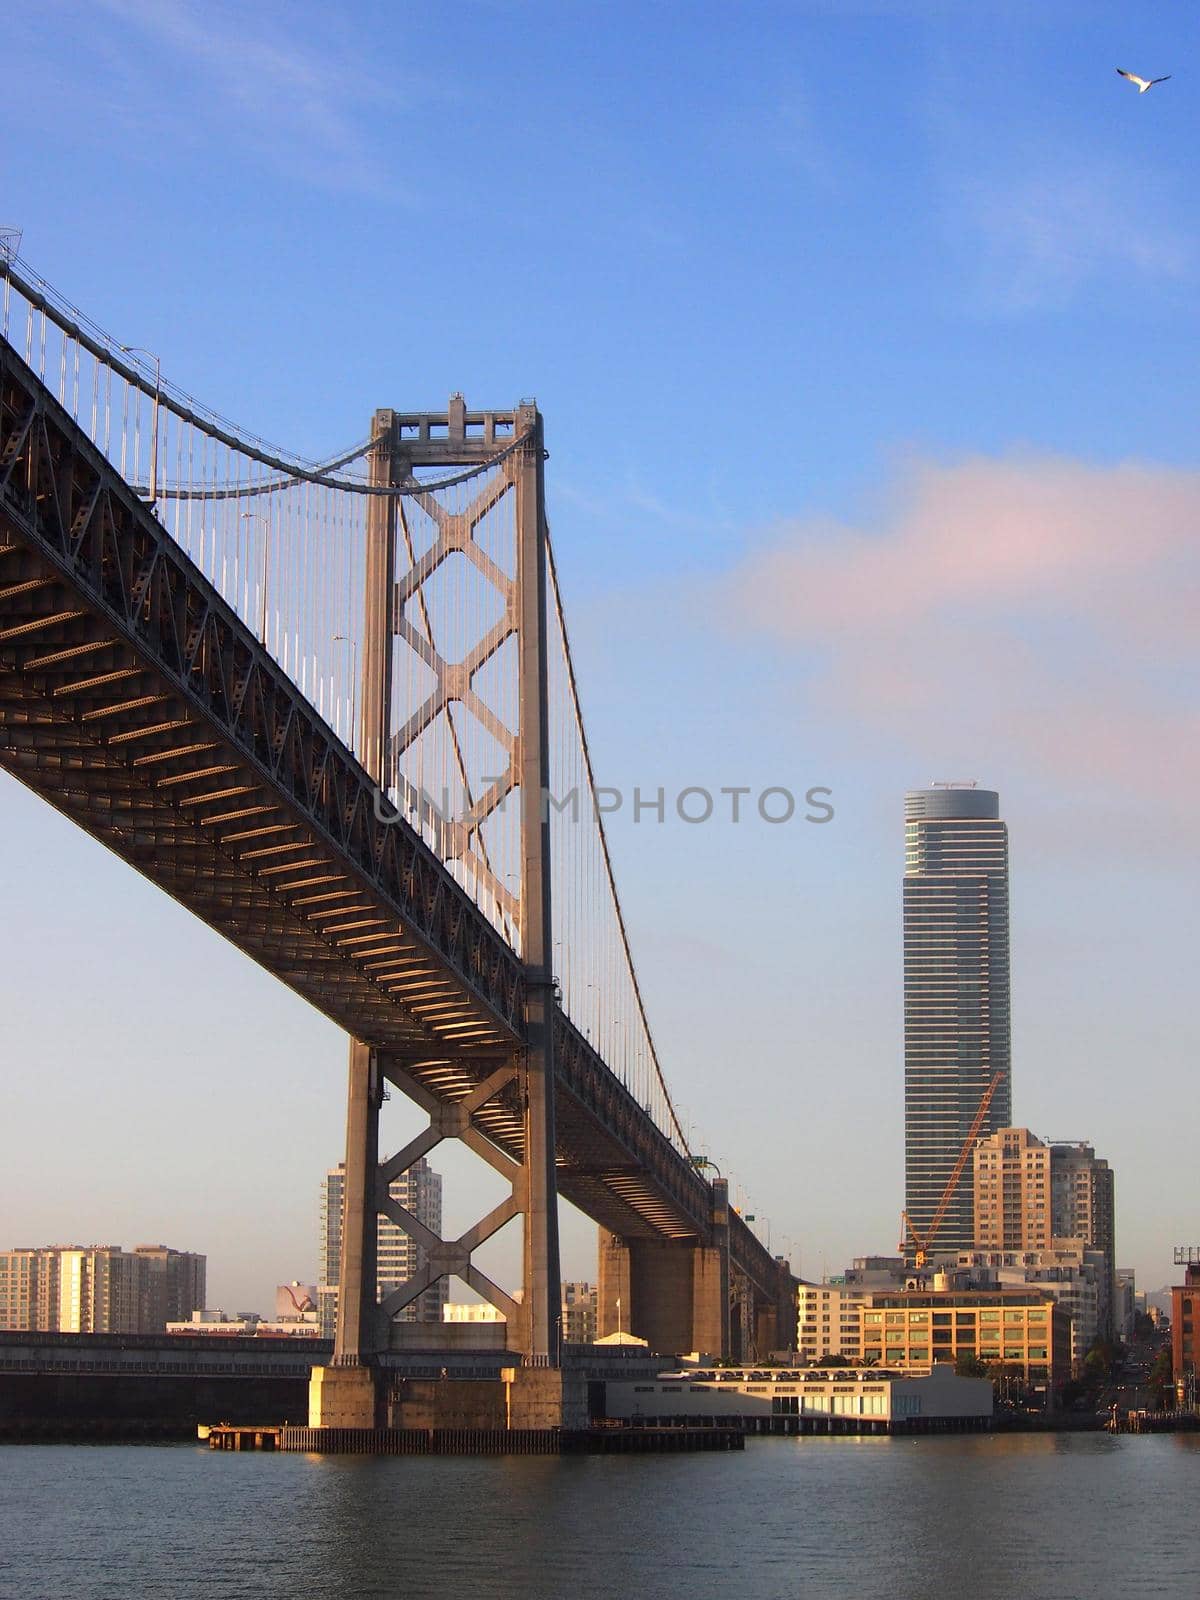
0, 253, 793, 1428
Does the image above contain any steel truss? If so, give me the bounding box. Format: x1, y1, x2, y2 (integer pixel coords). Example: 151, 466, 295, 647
0, 339, 790, 1357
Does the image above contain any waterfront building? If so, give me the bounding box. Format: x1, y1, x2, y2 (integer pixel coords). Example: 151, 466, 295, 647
903, 783, 1012, 1258
1049, 1142, 1116, 1341
0, 1244, 205, 1333
844, 1284, 1069, 1396
604, 1362, 993, 1432
318, 1158, 446, 1338
1171, 1254, 1200, 1381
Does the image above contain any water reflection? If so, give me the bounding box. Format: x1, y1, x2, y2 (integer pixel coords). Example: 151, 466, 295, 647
3, 1435, 1199, 1599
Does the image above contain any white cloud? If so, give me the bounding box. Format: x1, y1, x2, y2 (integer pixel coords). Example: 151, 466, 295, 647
724, 452, 1200, 853
92, 0, 404, 194
963, 163, 1190, 310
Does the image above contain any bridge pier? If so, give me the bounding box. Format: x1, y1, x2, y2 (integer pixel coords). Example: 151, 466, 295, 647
597, 1230, 730, 1358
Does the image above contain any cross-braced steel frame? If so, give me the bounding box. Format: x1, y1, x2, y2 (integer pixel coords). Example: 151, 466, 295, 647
334, 402, 561, 1364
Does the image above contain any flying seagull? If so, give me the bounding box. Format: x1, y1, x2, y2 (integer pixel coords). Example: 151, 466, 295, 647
1116, 67, 1171, 93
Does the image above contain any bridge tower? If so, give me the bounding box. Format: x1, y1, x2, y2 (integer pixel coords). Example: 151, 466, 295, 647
311, 400, 562, 1429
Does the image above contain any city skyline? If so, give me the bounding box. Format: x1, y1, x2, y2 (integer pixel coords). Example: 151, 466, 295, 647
2, 1, 1197, 1310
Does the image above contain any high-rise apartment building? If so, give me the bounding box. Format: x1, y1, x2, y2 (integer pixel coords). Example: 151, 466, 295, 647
0, 1249, 56, 1331
904, 783, 1012, 1257
1050, 1142, 1116, 1341
0, 1244, 205, 1333
974, 1128, 1051, 1251
318, 1157, 446, 1339
971, 1129, 1116, 1344
133, 1245, 207, 1329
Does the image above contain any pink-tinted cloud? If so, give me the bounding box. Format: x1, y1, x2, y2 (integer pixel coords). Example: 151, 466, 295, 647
728, 454, 1200, 844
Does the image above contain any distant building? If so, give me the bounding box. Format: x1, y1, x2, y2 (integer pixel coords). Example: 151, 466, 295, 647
844, 1257, 909, 1288
0, 1248, 57, 1331
903, 784, 1012, 1259
276, 1282, 318, 1319
443, 1302, 505, 1323
796, 1282, 873, 1362
442, 1284, 595, 1342
1114, 1268, 1137, 1343
952, 1248, 1104, 1371
562, 1282, 598, 1345
318, 1158, 446, 1339
0, 1244, 205, 1333
133, 1246, 207, 1329
1049, 1142, 1116, 1341
166, 1309, 321, 1338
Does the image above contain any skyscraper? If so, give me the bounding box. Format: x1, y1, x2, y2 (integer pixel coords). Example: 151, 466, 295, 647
903, 782, 1012, 1258
318, 1158, 446, 1338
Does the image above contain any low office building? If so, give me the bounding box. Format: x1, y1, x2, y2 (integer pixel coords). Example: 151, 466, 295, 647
845, 1284, 1069, 1397
604, 1363, 993, 1433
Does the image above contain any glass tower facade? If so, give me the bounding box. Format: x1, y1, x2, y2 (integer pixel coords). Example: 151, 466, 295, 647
903, 783, 1012, 1258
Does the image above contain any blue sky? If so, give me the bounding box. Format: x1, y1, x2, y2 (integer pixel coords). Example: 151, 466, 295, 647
2, 0, 1198, 1307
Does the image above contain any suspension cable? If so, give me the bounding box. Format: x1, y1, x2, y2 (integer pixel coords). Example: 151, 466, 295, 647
545, 523, 692, 1157
0, 250, 530, 498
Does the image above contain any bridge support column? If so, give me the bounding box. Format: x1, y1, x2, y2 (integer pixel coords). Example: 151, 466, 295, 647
598, 1233, 730, 1358
311, 408, 395, 1430
515, 405, 561, 1364
309, 1039, 385, 1427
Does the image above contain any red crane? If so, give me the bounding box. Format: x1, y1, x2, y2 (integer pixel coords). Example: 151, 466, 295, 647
900, 1070, 1005, 1268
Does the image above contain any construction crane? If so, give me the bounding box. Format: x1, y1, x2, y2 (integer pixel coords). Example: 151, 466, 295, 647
900, 1069, 1005, 1269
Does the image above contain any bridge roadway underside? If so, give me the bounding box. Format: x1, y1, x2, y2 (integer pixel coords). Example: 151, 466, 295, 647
0, 340, 786, 1313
